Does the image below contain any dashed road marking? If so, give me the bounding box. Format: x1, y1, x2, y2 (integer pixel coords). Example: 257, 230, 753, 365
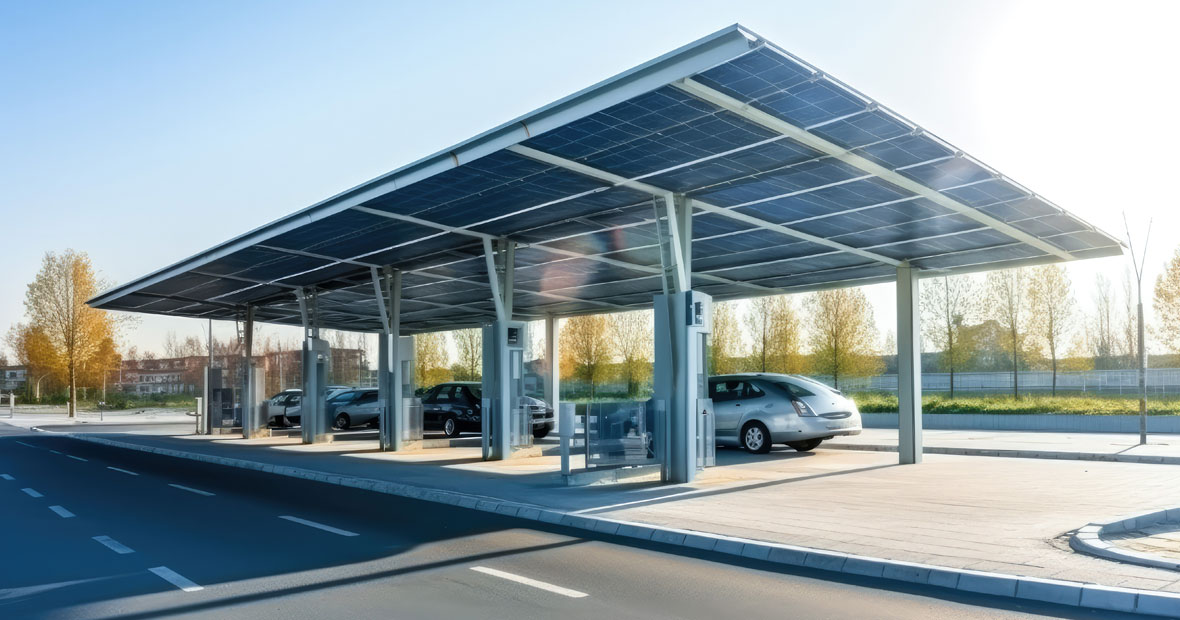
278, 515, 358, 537
92, 535, 134, 554
67, 455, 87, 462
470, 566, 589, 598
49, 449, 62, 455
107, 467, 139, 476
0, 474, 13, 481
169, 484, 214, 496
48, 505, 75, 518
149, 566, 203, 592
20, 488, 43, 498
14, 441, 35, 448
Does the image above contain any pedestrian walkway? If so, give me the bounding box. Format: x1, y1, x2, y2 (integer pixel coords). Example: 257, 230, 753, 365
828, 428, 1180, 462
23, 423, 1180, 596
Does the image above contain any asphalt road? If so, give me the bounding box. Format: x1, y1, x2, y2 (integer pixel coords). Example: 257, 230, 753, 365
0, 423, 1139, 619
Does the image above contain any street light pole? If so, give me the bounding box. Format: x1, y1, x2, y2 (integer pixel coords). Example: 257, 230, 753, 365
1124, 214, 1152, 446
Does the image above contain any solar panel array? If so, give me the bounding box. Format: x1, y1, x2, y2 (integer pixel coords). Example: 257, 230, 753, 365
91, 28, 1121, 333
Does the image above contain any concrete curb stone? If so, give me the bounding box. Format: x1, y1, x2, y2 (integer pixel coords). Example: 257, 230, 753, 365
1071, 506, 1180, 572
63, 433, 1180, 618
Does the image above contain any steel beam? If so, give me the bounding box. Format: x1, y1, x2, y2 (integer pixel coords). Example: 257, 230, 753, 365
673, 77, 1074, 262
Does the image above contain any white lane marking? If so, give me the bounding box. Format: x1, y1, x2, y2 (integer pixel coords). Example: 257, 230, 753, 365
48, 505, 75, 518
107, 467, 139, 476
20, 488, 43, 498
68, 455, 88, 462
0, 474, 13, 480
49, 449, 62, 454
169, 484, 214, 497
92, 535, 135, 554
470, 566, 589, 598
15, 441, 35, 447
149, 566, 203, 592
278, 515, 358, 537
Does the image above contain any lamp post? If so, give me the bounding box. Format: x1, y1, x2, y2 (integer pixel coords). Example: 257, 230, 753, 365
1124, 214, 1152, 446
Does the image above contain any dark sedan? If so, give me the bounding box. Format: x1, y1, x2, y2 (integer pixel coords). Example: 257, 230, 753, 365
420, 381, 554, 439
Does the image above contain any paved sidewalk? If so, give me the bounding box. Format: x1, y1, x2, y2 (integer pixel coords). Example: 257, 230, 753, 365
829, 428, 1180, 462
21, 424, 1180, 597
1110, 525, 1180, 562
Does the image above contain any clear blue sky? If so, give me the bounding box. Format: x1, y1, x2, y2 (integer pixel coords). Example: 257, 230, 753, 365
2, 0, 1177, 357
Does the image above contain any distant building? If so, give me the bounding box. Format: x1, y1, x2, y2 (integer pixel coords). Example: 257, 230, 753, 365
111, 347, 367, 396
1, 366, 26, 392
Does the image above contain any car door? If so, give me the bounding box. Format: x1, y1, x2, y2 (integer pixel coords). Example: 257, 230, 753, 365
421, 385, 448, 428
710, 380, 745, 437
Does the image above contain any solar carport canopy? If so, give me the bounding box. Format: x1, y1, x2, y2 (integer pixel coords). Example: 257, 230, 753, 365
89, 24, 1121, 332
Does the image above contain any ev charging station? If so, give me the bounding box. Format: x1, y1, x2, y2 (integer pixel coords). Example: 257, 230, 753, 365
481, 320, 530, 460
654, 290, 714, 484
379, 334, 419, 451
301, 337, 331, 444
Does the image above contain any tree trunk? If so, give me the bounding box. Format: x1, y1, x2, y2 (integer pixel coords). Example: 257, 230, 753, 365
1052, 356, 1057, 396
68, 363, 77, 418
949, 367, 955, 400
1012, 349, 1019, 400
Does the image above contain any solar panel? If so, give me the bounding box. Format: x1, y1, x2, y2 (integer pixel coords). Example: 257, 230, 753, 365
89, 24, 1122, 333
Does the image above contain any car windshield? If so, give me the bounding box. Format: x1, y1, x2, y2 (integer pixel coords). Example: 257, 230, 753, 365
329, 392, 356, 403
468, 386, 481, 399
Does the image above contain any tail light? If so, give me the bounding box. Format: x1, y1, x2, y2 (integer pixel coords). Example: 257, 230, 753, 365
791, 399, 816, 417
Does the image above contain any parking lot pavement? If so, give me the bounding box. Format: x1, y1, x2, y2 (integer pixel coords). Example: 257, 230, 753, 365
0, 429, 1116, 620
827, 428, 1180, 460
21, 420, 1180, 598
594, 450, 1180, 593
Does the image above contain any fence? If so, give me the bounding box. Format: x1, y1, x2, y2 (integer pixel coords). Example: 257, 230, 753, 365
811, 368, 1180, 396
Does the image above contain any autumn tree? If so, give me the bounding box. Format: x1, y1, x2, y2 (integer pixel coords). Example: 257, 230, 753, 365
609, 310, 653, 397
985, 268, 1028, 398
1088, 274, 1122, 369
709, 301, 742, 375
1026, 265, 1075, 395
23, 250, 127, 416
414, 331, 451, 388
5, 323, 60, 400
804, 288, 882, 389
559, 314, 615, 398
1155, 247, 1180, 354
745, 295, 803, 374
921, 275, 978, 398
452, 329, 482, 381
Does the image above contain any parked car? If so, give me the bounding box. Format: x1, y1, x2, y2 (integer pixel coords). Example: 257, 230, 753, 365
419, 381, 554, 438
709, 373, 861, 454
265, 389, 302, 426
329, 388, 380, 430
265, 385, 355, 426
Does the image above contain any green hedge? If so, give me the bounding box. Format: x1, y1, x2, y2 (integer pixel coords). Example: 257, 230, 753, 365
852, 392, 1180, 415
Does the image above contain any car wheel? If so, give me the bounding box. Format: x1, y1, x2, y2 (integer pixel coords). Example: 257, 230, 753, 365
741, 421, 771, 454
532, 426, 550, 439
787, 438, 823, 452
333, 413, 350, 430
443, 415, 460, 438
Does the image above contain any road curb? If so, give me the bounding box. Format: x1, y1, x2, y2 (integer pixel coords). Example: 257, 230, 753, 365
1070, 508, 1180, 572
63, 433, 1180, 618
825, 442, 1180, 465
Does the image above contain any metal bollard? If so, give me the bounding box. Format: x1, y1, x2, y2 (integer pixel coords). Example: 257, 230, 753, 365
195, 397, 204, 435
559, 402, 575, 476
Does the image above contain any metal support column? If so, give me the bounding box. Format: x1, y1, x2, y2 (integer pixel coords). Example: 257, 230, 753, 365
387, 266, 405, 448
545, 314, 559, 433
482, 238, 519, 461
241, 305, 262, 439
297, 288, 330, 444
897, 263, 923, 464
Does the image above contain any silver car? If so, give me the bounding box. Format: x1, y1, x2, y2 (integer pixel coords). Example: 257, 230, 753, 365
709, 373, 861, 454
330, 388, 381, 430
